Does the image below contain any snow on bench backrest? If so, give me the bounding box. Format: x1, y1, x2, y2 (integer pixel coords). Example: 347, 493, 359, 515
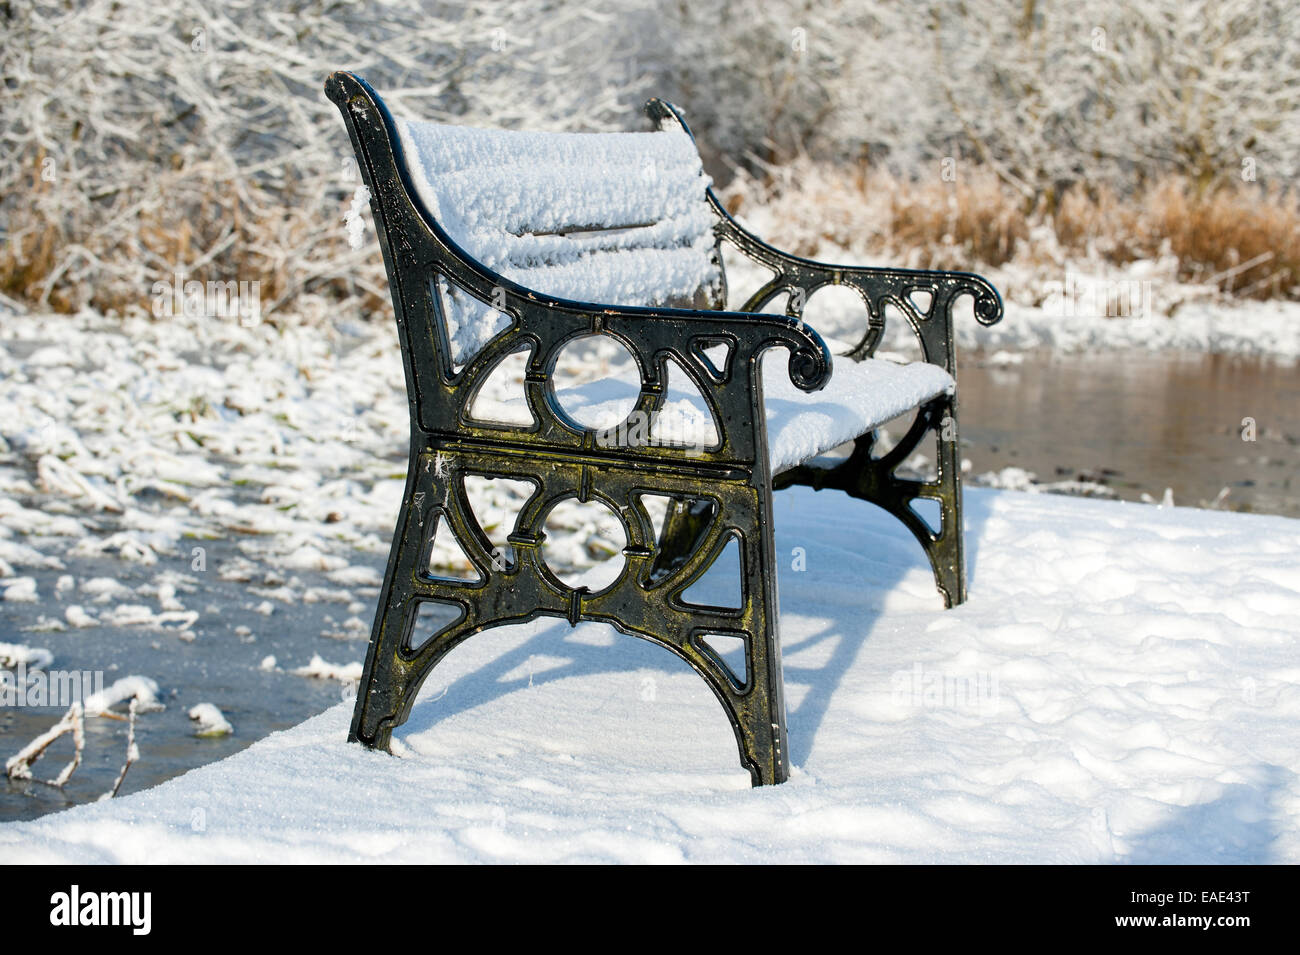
397, 118, 721, 365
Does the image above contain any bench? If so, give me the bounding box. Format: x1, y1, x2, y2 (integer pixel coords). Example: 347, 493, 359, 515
325, 71, 1003, 785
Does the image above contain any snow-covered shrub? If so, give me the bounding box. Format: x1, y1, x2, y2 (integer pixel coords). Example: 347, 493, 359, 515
3, 0, 1298, 319
0, 0, 647, 319
926, 0, 1300, 201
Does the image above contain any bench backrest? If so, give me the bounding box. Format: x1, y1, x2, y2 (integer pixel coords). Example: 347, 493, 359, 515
395, 118, 723, 363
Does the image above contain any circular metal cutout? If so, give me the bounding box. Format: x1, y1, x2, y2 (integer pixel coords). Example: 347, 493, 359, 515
550, 335, 641, 431
540, 496, 628, 592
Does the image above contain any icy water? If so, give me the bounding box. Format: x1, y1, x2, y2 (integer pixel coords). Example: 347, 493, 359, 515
959, 351, 1300, 517
0, 535, 386, 821
1, 348, 1297, 824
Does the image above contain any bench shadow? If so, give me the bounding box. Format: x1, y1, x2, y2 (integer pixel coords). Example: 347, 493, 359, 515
394, 616, 727, 741
394, 482, 993, 779
962, 486, 995, 584
1119, 764, 1289, 864
776, 486, 991, 766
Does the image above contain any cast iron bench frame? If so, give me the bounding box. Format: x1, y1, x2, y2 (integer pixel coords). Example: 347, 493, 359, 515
326, 71, 1003, 785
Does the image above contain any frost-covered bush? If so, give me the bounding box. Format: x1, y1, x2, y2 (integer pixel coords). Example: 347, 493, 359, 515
0, 0, 647, 318
927, 0, 1300, 202
648, 0, 1300, 192
3, 0, 1298, 319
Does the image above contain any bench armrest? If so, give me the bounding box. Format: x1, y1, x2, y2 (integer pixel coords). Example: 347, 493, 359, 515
524, 298, 834, 395
416, 273, 835, 469
642, 97, 1001, 373
707, 193, 1003, 374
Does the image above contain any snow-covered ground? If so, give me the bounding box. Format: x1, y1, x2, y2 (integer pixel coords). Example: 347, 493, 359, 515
968, 297, 1300, 359
2, 486, 1297, 863
1, 270, 1297, 858
0, 306, 524, 599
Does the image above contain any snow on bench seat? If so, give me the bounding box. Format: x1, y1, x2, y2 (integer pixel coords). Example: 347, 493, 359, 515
397, 115, 952, 473
474, 346, 953, 475
399, 118, 722, 365
757, 351, 952, 473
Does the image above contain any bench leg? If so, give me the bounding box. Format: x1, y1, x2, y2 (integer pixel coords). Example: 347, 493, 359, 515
347, 463, 477, 752
688, 483, 790, 785
774, 395, 966, 608
350, 449, 791, 785
348, 452, 564, 750
870, 394, 966, 608
621, 481, 790, 784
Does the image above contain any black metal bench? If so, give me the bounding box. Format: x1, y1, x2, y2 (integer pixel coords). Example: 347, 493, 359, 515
326, 71, 1003, 785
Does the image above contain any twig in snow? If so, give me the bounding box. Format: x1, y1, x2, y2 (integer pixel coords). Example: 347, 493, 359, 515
4, 702, 84, 786
5, 676, 161, 792
102, 699, 139, 800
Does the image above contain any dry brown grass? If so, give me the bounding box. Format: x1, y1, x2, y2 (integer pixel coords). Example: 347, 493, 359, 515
722, 160, 1033, 270
1056, 179, 1300, 298
7, 155, 1298, 318
724, 161, 1300, 300
723, 163, 1028, 270
885, 166, 1029, 271
1, 158, 67, 310
2, 171, 388, 322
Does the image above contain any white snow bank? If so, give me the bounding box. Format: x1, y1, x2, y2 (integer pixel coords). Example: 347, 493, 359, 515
3, 486, 1298, 864
960, 298, 1300, 359
292, 655, 362, 683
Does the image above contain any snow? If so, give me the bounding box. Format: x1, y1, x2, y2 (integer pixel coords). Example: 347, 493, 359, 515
0, 307, 418, 595
344, 184, 371, 251
0, 299, 960, 608
82, 676, 163, 717
1, 146, 1297, 860
727, 208, 1300, 362
80, 578, 134, 604
0, 642, 54, 670
963, 297, 1300, 359
533, 346, 952, 474
326, 565, 383, 587
188, 703, 234, 738
2, 577, 38, 602
398, 119, 715, 255
64, 605, 98, 628
975, 466, 1119, 500
3, 486, 1297, 863
398, 118, 721, 365
292, 655, 362, 683
97, 604, 198, 633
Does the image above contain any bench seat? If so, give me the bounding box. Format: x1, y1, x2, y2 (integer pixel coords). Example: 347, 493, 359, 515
473, 346, 953, 474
